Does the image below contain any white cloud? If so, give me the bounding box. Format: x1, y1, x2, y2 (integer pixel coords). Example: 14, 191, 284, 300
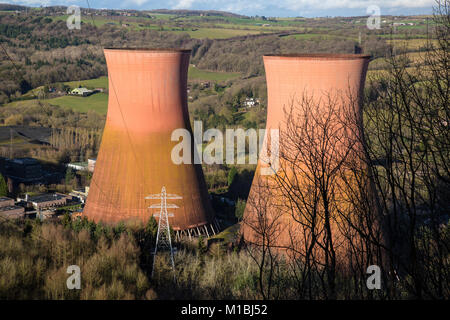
126, 0, 150, 6
172, 0, 196, 9
8, 0, 52, 5
3, 0, 435, 15
283, 0, 435, 10
169, 0, 435, 12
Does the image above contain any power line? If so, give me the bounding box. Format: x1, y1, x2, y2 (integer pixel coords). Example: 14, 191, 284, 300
146, 186, 181, 280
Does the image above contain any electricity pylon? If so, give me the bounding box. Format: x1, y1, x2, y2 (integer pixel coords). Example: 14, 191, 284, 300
145, 186, 182, 279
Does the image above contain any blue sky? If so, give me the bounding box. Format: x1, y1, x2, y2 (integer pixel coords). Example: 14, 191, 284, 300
5, 0, 436, 17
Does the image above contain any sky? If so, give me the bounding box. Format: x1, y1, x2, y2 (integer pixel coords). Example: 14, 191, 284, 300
4, 0, 436, 17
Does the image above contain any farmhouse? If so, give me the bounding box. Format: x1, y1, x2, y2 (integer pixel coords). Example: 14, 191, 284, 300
70, 87, 93, 97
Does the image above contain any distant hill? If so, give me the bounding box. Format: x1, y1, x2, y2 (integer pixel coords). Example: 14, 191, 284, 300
148, 9, 247, 19
0, 3, 27, 11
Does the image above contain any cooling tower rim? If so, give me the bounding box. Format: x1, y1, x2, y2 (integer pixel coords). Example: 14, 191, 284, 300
104, 48, 191, 53
264, 53, 371, 60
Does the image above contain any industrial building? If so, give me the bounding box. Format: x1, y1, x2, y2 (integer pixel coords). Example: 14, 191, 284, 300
0, 196, 25, 219
17, 193, 72, 210
0, 196, 14, 207
67, 162, 88, 171
67, 158, 96, 173
87, 158, 96, 172
70, 186, 89, 203
2, 157, 43, 183
83, 48, 216, 236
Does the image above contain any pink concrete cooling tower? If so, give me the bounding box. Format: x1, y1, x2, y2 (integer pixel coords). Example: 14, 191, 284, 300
242, 54, 373, 262
83, 48, 216, 237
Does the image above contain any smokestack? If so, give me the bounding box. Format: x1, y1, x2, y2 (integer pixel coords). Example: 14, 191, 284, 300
83, 48, 215, 235
242, 54, 372, 262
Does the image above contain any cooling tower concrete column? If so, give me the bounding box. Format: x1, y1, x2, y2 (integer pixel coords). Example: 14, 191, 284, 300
242, 54, 373, 262
83, 48, 214, 233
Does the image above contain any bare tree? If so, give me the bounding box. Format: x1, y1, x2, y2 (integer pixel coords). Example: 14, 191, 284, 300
360, 0, 449, 298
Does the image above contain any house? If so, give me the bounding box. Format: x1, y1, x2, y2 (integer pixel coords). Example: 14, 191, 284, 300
244, 97, 259, 108
70, 87, 93, 97
17, 193, 72, 210
200, 82, 211, 89
70, 186, 89, 203
88, 158, 96, 173
67, 162, 88, 171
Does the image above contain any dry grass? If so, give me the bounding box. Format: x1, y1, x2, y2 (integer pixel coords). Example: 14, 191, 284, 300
0, 220, 151, 300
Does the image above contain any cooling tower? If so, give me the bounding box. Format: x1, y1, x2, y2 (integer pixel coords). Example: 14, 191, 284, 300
83, 48, 215, 237
242, 54, 376, 263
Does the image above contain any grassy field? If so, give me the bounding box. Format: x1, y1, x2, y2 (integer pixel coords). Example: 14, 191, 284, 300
369, 51, 428, 70
6, 65, 239, 115
212, 23, 297, 32
387, 38, 438, 51
59, 66, 239, 91
63, 77, 109, 89
52, 14, 270, 39
44, 93, 108, 114
52, 15, 123, 27
283, 33, 356, 41
189, 65, 240, 81
172, 27, 263, 39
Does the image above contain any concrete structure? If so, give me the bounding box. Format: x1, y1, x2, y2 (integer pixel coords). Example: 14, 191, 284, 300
0, 205, 25, 219
37, 209, 57, 221
0, 196, 25, 219
67, 159, 96, 172
67, 162, 88, 171
17, 193, 72, 210
242, 54, 373, 264
83, 48, 216, 235
70, 186, 89, 203
0, 196, 15, 208
87, 158, 96, 172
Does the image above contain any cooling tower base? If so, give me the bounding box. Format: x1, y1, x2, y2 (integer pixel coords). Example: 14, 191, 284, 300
174, 219, 222, 240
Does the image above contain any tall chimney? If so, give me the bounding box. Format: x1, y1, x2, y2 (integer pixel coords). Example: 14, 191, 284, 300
83, 48, 215, 234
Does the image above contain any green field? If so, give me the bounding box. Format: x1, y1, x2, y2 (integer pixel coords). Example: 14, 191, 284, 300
64, 77, 109, 89
283, 33, 356, 41
52, 15, 122, 27
189, 65, 240, 81
172, 27, 263, 39
60, 66, 239, 90
387, 38, 437, 50
9, 65, 239, 115
44, 93, 108, 114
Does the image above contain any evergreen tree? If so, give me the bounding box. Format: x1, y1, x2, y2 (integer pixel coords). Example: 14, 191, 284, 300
0, 173, 8, 197
65, 167, 74, 186
234, 199, 246, 221
145, 216, 158, 239
227, 166, 238, 186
